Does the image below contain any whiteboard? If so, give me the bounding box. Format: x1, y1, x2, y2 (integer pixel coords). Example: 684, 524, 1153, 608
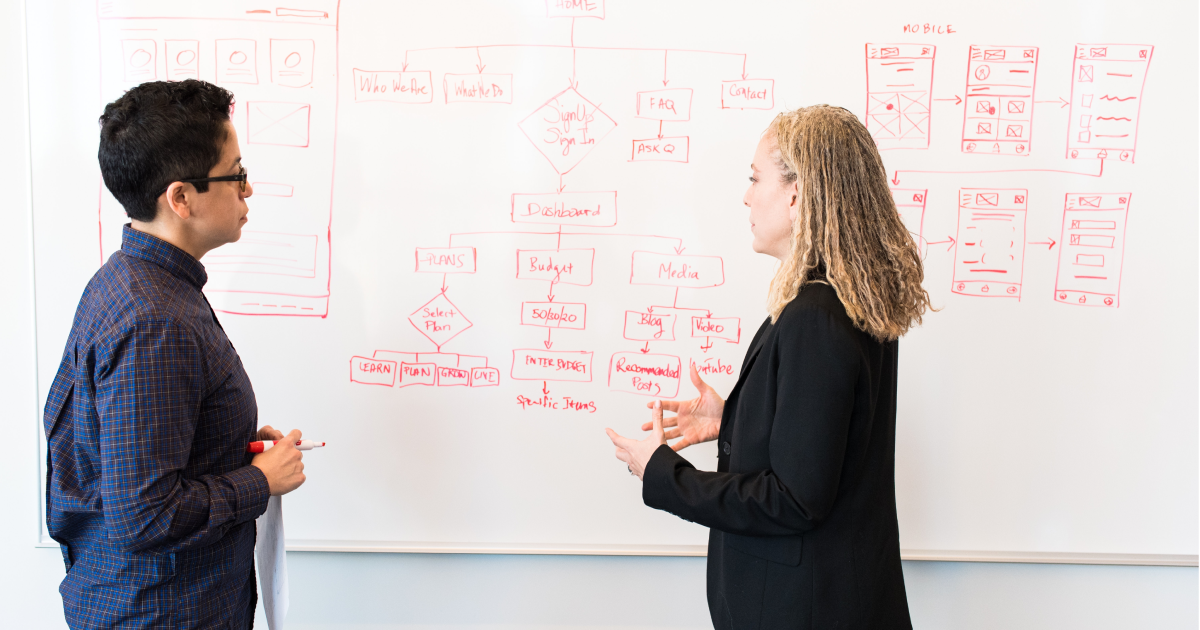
27, 0, 1197, 562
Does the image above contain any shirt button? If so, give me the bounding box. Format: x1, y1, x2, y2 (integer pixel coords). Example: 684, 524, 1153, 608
722, 441, 731, 455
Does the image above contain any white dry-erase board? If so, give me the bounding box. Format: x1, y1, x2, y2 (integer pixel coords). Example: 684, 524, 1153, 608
26, 0, 1197, 564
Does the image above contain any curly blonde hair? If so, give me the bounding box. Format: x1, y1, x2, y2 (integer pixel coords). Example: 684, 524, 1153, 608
765, 105, 931, 341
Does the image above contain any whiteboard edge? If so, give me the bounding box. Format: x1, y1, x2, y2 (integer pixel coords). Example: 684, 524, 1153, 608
20, 0, 44, 549
269, 541, 1199, 566
32, 537, 1199, 567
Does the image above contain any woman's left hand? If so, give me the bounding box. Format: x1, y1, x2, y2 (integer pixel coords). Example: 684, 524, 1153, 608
606, 401, 666, 481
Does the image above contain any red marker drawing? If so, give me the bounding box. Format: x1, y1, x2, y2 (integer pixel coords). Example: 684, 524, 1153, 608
247, 440, 326, 453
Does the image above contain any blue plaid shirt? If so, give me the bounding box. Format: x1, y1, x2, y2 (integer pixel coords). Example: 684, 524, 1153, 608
44, 225, 271, 629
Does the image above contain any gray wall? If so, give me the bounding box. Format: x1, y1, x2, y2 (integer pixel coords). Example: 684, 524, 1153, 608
1, 1, 1195, 627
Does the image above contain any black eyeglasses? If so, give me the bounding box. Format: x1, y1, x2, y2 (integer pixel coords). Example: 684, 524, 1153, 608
177, 165, 249, 193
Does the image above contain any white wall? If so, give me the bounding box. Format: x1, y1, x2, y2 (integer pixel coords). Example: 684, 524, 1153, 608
1, 0, 1195, 628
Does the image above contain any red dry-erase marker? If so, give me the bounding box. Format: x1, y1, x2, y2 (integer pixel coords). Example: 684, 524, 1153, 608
247, 440, 326, 453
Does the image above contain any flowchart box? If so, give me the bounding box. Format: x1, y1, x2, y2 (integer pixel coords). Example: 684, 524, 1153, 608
623, 311, 676, 341
511, 349, 594, 382
517, 249, 594, 285
353, 69, 433, 103
350, 356, 397, 386
635, 88, 693, 121
630, 252, 724, 288
415, 247, 476, 273
632, 137, 689, 162
399, 362, 438, 387
470, 367, 501, 387
721, 79, 774, 109
444, 73, 512, 103
521, 302, 587, 330
511, 191, 617, 227
691, 317, 740, 343
608, 352, 682, 398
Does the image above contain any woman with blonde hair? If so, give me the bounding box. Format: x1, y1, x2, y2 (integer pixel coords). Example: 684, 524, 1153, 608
607, 105, 930, 629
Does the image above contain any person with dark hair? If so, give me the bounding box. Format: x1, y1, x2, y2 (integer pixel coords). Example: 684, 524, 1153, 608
44, 79, 309, 629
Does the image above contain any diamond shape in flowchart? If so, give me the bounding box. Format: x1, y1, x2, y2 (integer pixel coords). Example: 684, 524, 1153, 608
518, 87, 617, 174
409, 292, 472, 349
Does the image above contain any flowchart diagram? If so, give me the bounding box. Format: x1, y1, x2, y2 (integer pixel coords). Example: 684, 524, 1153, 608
342, 8, 1153, 401
349, 2, 761, 401
95, 2, 1155, 403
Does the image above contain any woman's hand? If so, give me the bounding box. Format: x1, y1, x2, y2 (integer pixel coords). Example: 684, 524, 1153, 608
643, 363, 724, 451
606, 401, 666, 481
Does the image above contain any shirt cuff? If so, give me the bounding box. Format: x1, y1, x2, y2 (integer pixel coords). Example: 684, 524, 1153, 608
227, 465, 271, 523
642, 444, 685, 512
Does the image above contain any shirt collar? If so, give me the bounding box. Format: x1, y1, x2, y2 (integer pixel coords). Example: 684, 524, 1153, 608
120, 224, 208, 289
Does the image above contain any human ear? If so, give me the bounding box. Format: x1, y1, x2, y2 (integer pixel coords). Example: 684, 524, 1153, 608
163, 181, 192, 220
788, 181, 800, 221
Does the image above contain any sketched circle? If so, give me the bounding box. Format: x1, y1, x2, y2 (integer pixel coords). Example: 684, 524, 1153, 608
956, 283, 966, 291
1120, 151, 1130, 161
129, 49, 152, 67
285, 52, 302, 68
229, 51, 248, 65
1006, 286, 1017, 295
176, 50, 195, 66
1071, 150, 1079, 158
1016, 144, 1025, 153
1058, 293, 1067, 300
1104, 297, 1114, 306
975, 65, 991, 80
965, 143, 976, 152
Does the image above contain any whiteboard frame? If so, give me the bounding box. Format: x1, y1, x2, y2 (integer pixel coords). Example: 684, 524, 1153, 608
31, 536, 1198, 566
21, 1, 1197, 570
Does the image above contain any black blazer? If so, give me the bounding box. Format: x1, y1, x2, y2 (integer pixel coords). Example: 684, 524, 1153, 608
643, 282, 912, 629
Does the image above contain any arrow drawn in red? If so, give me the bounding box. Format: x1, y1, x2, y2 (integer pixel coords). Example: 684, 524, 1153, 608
701, 337, 713, 352
542, 381, 550, 395
640, 342, 650, 354
475, 48, 486, 73
673, 244, 685, 254
933, 95, 962, 105
891, 159, 1103, 185
440, 273, 448, 293
1028, 238, 1057, 250
558, 174, 566, 193
662, 50, 669, 86
927, 236, 956, 251
741, 54, 748, 80
657, 120, 664, 139
544, 328, 554, 350
1034, 97, 1070, 108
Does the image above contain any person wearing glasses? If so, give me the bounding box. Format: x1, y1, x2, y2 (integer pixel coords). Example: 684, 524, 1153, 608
607, 105, 930, 629
43, 79, 308, 630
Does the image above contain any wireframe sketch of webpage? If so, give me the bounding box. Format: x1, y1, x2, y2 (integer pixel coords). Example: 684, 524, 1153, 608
97, 1, 338, 317
1067, 44, 1153, 162
952, 188, 1028, 299
865, 43, 935, 150
961, 45, 1038, 155
1054, 193, 1130, 307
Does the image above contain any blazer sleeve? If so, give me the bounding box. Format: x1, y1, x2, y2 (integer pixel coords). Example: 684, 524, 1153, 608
642, 303, 861, 536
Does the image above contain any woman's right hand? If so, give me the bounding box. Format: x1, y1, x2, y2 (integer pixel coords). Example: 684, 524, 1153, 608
643, 363, 725, 452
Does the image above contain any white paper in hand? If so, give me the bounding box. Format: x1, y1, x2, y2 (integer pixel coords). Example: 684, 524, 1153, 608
256, 495, 289, 629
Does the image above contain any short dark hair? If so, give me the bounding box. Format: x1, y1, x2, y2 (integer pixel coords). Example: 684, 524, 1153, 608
98, 79, 234, 222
